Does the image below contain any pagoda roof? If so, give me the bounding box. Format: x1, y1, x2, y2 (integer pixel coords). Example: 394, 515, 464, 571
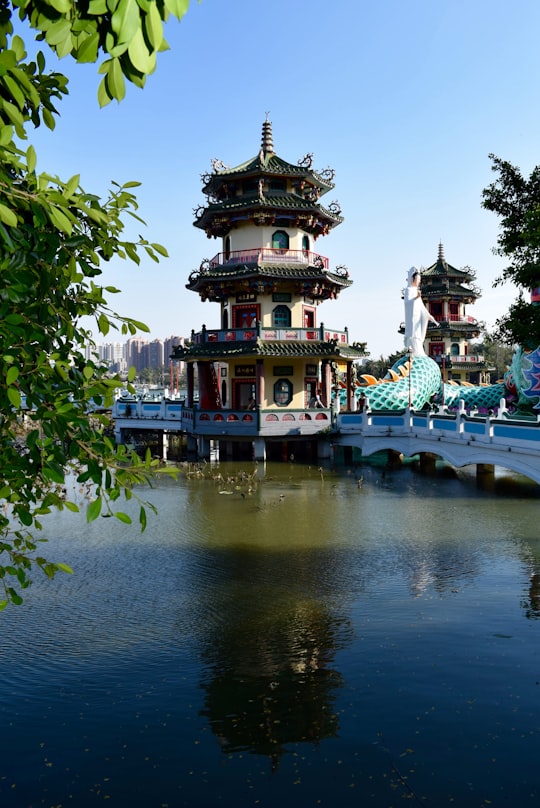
194, 192, 343, 233
172, 339, 366, 362
421, 242, 477, 282
187, 261, 351, 287
186, 261, 352, 302
203, 153, 335, 193
201, 118, 336, 195
422, 281, 479, 300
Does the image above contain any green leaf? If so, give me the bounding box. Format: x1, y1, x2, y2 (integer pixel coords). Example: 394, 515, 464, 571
88, 0, 109, 12
63, 502, 80, 513
115, 511, 132, 524
48, 0, 73, 12
139, 505, 147, 531
151, 242, 169, 257
42, 463, 65, 485
87, 497, 102, 522
107, 57, 126, 101
7, 387, 21, 409
6, 366, 19, 385
111, 0, 140, 45
44, 19, 73, 47
26, 144, 37, 173
0, 124, 14, 146
127, 27, 156, 74
8, 588, 23, 606
55, 562, 73, 574
47, 205, 73, 235
97, 75, 113, 108
77, 31, 100, 63
143, 3, 164, 51
0, 202, 18, 227
164, 0, 190, 20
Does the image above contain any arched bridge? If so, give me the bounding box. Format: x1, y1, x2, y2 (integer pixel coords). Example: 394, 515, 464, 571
335, 402, 540, 484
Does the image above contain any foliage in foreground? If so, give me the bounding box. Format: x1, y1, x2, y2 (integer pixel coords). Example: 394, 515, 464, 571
1, 1, 193, 607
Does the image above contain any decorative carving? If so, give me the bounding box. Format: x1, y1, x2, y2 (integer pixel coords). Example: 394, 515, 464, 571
193, 205, 206, 219
200, 172, 212, 185
319, 167, 335, 181
211, 158, 229, 172
335, 264, 349, 278
298, 153, 314, 169
328, 200, 342, 216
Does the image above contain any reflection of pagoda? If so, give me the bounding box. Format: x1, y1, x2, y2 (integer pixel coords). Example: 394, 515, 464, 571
199, 599, 345, 769
172, 118, 366, 462
400, 243, 491, 383
192, 542, 352, 769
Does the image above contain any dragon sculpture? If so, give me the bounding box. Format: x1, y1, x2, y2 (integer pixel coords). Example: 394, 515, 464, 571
344, 347, 540, 415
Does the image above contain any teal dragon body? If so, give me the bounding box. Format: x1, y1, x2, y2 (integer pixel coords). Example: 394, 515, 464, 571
343, 353, 525, 413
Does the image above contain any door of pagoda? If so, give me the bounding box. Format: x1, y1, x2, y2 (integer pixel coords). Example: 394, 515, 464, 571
232, 379, 256, 410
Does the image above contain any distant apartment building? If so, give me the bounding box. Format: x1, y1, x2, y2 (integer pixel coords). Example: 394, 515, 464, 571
96, 336, 186, 376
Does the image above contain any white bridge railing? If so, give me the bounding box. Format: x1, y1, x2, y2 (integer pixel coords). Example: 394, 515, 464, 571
336, 401, 540, 483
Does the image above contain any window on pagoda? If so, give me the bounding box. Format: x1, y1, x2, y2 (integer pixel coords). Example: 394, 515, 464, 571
269, 179, 286, 192
274, 379, 292, 406
234, 305, 259, 329
449, 303, 459, 321
224, 236, 231, 260
302, 235, 310, 253
451, 343, 460, 356
273, 305, 291, 328
272, 230, 289, 252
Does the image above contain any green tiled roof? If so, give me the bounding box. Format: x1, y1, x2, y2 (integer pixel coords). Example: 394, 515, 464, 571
203, 154, 335, 193
186, 263, 352, 290
194, 193, 343, 232
204, 192, 340, 217
423, 282, 478, 299
172, 340, 366, 362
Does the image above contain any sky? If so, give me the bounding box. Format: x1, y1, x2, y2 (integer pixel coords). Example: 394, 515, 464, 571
18, 0, 540, 358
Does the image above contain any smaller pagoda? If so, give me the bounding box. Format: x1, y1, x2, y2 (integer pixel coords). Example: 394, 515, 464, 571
400, 243, 491, 383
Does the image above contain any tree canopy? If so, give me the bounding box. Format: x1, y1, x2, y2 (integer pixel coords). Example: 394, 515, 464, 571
0, 0, 192, 608
482, 154, 540, 348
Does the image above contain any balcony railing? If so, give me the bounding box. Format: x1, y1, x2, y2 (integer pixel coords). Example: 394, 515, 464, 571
208, 248, 329, 270
191, 325, 349, 345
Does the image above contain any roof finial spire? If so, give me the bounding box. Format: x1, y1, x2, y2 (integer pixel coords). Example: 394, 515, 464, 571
261, 114, 274, 157
438, 241, 445, 262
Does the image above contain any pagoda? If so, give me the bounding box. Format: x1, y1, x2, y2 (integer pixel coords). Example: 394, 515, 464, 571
172, 118, 366, 461
401, 243, 491, 384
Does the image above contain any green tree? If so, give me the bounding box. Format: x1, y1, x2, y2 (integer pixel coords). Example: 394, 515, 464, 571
469, 332, 514, 381
482, 153, 540, 348
356, 349, 404, 381
0, 0, 193, 608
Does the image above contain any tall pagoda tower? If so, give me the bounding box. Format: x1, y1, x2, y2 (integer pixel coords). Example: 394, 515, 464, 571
405, 243, 490, 384
173, 119, 366, 461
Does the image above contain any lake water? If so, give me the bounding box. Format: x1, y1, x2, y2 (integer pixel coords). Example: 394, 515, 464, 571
1, 458, 540, 807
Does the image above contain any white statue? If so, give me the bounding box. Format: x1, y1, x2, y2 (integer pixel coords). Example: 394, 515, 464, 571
403, 267, 438, 355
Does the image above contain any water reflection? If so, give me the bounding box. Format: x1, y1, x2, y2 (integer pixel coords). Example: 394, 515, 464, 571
1, 461, 540, 806
199, 588, 349, 766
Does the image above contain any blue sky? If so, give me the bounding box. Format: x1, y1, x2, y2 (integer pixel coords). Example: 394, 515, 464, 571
20, 0, 540, 358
